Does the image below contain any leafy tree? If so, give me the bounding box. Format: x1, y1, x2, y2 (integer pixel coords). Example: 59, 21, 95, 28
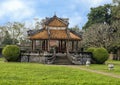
112, 0, 120, 20
0, 21, 28, 46
69, 25, 80, 32
83, 4, 112, 29
108, 20, 120, 52
113, 0, 120, 4
82, 17, 120, 54
5, 22, 26, 44
34, 18, 42, 29
82, 23, 118, 51
2, 31, 13, 45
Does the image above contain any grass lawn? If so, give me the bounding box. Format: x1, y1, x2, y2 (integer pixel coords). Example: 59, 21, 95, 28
0, 58, 120, 85
80, 60, 120, 75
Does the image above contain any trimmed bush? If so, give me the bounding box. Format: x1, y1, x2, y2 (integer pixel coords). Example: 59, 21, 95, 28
2, 45, 20, 61
86, 47, 96, 53
93, 47, 109, 64
86, 47, 96, 63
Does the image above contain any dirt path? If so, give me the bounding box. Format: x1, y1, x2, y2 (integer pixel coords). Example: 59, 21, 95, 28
64, 65, 120, 79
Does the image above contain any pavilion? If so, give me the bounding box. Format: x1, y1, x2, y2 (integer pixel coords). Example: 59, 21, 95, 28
27, 15, 82, 53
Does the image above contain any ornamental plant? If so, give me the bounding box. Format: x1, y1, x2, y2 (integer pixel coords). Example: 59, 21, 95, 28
2, 45, 20, 61
93, 47, 109, 64
87, 47, 109, 64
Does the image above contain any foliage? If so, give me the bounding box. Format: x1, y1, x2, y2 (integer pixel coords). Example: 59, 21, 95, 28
2, 31, 13, 45
0, 22, 27, 46
82, 23, 110, 49
86, 47, 96, 53
0, 61, 119, 85
2, 45, 20, 61
69, 25, 80, 32
81, 21, 120, 52
83, 4, 112, 29
82, 0, 120, 53
93, 47, 109, 64
113, 0, 120, 4
112, 0, 120, 21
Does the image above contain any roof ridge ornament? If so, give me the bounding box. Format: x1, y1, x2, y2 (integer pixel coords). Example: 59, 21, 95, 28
53, 12, 57, 17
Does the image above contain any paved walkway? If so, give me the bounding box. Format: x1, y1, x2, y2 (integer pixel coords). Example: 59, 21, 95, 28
64, 65, 120, 79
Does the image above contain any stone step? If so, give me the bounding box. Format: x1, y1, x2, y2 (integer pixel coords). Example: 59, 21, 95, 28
53, 56, 72, 65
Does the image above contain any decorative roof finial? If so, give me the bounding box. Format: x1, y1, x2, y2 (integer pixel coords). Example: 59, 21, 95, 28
54, 12, 57, 17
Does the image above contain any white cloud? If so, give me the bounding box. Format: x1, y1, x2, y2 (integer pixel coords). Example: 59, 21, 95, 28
67, 0, 112, 28
89, 0, 112, 7
69, 12, 83, 28
0, 0, 112, 28
0, 0, 35, 21
72, 0, 112, 7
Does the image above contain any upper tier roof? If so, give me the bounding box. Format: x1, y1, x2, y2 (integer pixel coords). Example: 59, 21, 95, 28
41, 15, 69, 27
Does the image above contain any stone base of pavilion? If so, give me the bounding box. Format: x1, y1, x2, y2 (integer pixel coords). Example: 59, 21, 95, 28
20, 50, 92, 65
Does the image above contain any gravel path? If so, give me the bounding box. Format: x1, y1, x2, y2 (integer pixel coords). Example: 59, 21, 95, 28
65, 65, 120, 79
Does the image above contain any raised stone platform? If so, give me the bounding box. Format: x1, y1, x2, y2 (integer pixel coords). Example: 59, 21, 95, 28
20, 52, 92, 65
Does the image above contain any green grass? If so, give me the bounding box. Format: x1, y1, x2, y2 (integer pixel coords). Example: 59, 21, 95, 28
106, 60, 120, 65
80, 60, 120, 75
0, 58, 120, 85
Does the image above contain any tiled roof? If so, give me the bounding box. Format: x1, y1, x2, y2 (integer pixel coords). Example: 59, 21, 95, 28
29, 29, 81, 40
30, 29, 48, 40
69, 32, 81, 40
50, 29, 68, 39
41, 15, 69, 27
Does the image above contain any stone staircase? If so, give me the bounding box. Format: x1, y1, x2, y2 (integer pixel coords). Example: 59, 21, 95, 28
53, 53, 72, 65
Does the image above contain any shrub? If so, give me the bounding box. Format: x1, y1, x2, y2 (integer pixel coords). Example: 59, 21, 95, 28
86, 47, 96, 53
2, 45, 20, 61
93, 47, 109, 64
86, 47, 96, 63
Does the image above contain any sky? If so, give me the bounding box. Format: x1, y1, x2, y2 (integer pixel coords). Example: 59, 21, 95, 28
0, 0, 112, 28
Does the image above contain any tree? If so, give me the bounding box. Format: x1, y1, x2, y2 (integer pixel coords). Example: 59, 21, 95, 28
34, 18, 42, 29
0, 22, 28, 46
2, 31, 13, 45
82, 0, 120, 52
83, 4, 112, 29
4, 22, 27, 45
69, 25, 80, 32
113, 0, 120, 4
82, 23, 118, 51
112, 0, 120, 20
108, 20, 120, 52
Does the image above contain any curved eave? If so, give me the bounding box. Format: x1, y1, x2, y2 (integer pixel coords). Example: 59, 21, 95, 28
28, 29, 81, 41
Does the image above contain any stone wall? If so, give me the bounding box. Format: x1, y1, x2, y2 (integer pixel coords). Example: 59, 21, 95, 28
70, 52, 92, 65
21, 54, 47, 63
